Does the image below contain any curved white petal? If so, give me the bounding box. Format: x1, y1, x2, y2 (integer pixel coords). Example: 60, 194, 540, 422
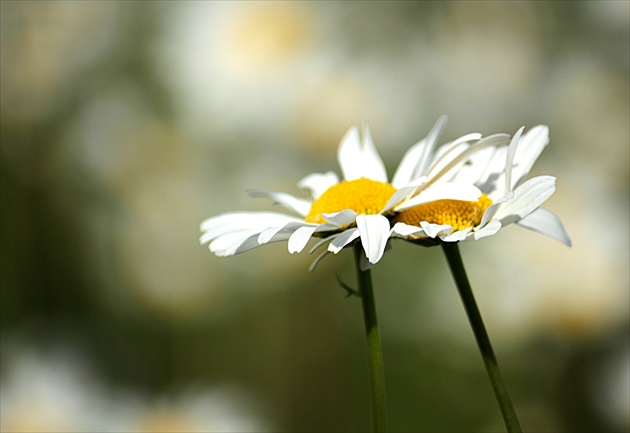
492, 175, 556, 226
209, 230, 260, 256
309, 250, 331, 272
396, 182, 483, 211
309, 233, 339, 254
359, 249, 375, 272
479, 192, 513, 228
200, 212, 303, 243
338, 127, 362, 180
421, 133, 510, 190
390, 222, 424, 237
298, 171, 339, 199
420, 221, 452, 238
391, 138, 428, 188
200, 211, 300, 232
337, 124, 387, 182
328, 228, 360, 254
469, 219, 502, 241
503, 126, 524, 198
323, 209, 358, 227
391, 116, 448, 187
247, 189, 312, 217
441, 227, 471, 242
257, 221, 315, 244
511, 125, 549, 189
231, 233, 268, 255
413, 115, 449, 180
476, 146, 509, 199
258, 226, 284, 244
516, 207, 571, 246
361, 121, 388, 182
425, 133, 481, 179
451, 146, 497, 185
356, 214, 392, 264
380, 176, 428, 213
288, 225, 318, 254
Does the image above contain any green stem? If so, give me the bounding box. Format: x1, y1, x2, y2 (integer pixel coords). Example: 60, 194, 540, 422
441, 242, 522, 433
353, 243, 387, 433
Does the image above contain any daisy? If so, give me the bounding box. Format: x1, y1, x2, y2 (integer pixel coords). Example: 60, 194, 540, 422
200, 117, 506, 268
389, 124, 571, 246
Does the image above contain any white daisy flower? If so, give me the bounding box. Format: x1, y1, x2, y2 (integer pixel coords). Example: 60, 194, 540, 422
201, 116, 502, 269
390, 124, 571, 246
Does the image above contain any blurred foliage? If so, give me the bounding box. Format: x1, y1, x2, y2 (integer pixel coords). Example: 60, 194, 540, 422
1, 1, 628, 432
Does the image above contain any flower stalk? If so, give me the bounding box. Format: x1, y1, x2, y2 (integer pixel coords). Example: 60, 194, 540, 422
441, 242, 522, 433
353, 243, 387, 432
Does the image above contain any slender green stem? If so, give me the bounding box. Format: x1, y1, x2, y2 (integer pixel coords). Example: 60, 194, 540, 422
353, 243, 387, 433
441, 242, 522, 433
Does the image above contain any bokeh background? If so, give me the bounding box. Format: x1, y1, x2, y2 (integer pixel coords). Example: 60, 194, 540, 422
1, 1, 628, 432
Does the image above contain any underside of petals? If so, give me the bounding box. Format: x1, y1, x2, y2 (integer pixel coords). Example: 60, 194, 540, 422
356, 214, 392, 264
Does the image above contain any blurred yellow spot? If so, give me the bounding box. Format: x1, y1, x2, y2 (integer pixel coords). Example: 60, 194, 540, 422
135, 408, 199, 433
2, 406, 72, 433
393, 194, 492, 231
220, 3, 314, 78
305, 178, 396, 224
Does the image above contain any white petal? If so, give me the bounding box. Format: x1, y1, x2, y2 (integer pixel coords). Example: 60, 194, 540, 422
288, 225, 318, 254
502, 126, 524, 198
442, 227, 471, 242
200, 211, 300, 233
479, 192, 513, 228
516, 207, 571, 246
258, 226, 284, 244
476, 146, 509, 199
338, 127, 362, 180
231, 233, 267, 255
201, 226, 247, 246
511, 125, 549, 189
298, 171, 339, 199
425, 133, 481, 179
391, 138, 428, 188
209, 230, 260, 256
359, 249, 375, 271
390, 222, 424, 237
361, 121, 388, 182
420, 221, 452, 238
422, 133, 510, 190
392, 116, 447, 187
451, 146, 497, 185
413, 115, 449, 180
309, 232, 339, 254
338, 124, 387, 182
469, 219, 502, 241
247, 189, 312, 217
322, 209, 358, 226
200, 212, 302, 244
356, 214, 392, 264
257, 221, 315, 244
313, 222, 341, 232
492, 175, 556, 226
380, 176, 427, 213
309, 250, 331, 272
328, 228, 360, 254
396, 182, 483, 211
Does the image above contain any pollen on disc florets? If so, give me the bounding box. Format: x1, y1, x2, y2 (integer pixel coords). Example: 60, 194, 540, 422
392, 193, 492, 232
305, 177, 397, 224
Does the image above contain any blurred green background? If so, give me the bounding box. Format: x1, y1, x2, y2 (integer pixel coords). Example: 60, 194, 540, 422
1, 1, 628, 432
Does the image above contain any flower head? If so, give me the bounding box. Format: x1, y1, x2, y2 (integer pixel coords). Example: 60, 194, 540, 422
201, 117, 477, 268
200, 118, 570, 271
389, 125, 571, 246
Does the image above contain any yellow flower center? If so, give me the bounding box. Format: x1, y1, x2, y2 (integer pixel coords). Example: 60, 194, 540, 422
392, 193, 492, 232
305, 177, 397, 224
